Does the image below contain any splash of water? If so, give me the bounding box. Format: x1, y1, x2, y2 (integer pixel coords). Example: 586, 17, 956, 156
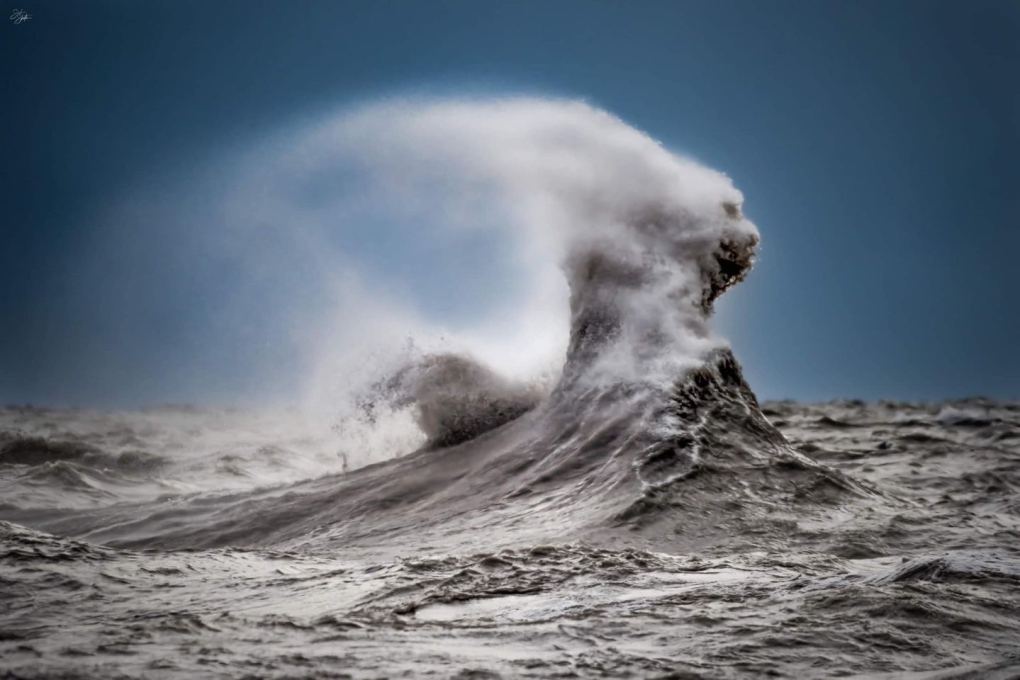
221, 97, 758, 449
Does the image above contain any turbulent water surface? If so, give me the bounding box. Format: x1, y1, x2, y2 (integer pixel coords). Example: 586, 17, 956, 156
2, 99, 1018, 678
2, 395, 1018, 679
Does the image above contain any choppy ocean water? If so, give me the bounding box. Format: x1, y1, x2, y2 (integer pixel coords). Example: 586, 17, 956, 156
2, 388, 1017, 679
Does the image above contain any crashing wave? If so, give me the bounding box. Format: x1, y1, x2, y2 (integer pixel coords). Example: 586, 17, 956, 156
0, 98, 881, 552
331, 98, 762, 452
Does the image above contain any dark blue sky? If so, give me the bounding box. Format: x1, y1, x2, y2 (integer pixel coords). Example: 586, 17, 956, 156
2, 0, 1017, 406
